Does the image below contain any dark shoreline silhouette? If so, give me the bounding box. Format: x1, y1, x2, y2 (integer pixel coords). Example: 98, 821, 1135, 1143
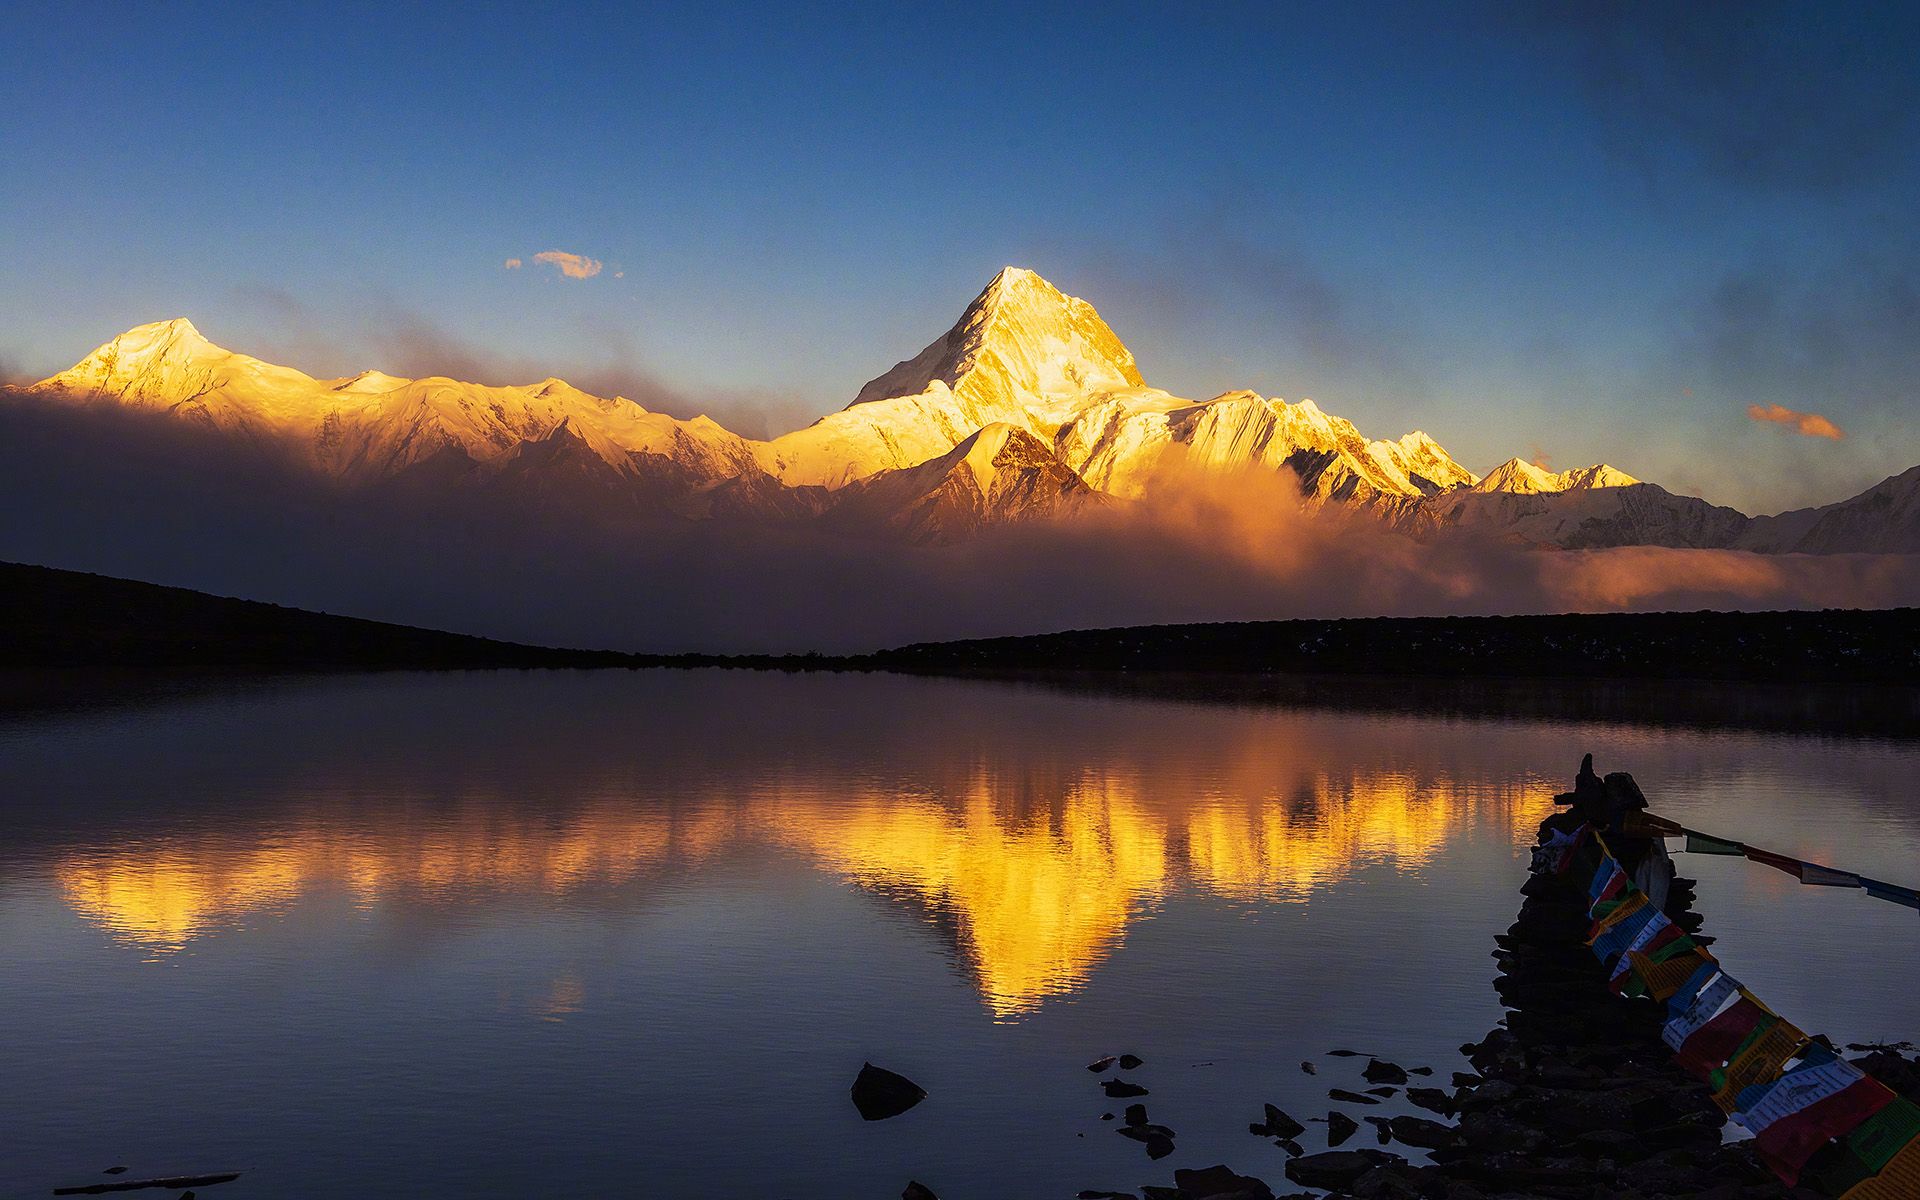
5, 560, 1917, 737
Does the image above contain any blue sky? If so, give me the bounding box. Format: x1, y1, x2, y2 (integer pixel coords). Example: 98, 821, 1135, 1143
3, 0, 1915, 514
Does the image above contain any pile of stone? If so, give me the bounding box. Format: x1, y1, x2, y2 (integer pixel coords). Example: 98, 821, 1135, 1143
1099, 776, 1920, 1200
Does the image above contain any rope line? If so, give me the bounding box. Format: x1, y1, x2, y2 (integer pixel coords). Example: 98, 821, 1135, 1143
1620, 812, 1919, 914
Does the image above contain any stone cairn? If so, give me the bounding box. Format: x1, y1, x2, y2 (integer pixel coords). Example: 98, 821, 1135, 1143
1093, 757, 1920, 1200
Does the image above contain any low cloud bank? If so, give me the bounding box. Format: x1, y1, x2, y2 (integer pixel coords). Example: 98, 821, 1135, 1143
1, 402, 1914, 655
238, 295, 817, 443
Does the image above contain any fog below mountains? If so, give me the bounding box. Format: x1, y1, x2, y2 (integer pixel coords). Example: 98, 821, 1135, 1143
5, 403, 1915, 655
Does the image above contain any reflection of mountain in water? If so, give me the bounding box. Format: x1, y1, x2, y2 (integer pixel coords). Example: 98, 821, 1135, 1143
57, 767, 1550, 1015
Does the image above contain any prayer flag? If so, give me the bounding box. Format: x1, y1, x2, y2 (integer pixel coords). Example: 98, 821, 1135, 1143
1739, 1056, 1866, 1124
1838, 1130, 1920, 1200
1743, 845, 1805, 878
1623, 944, 1714, 1002
1590, 860, 1630, 903
1861, 878, 1920, 911
1749, 1069, 1894, 1184
1844, 1099, 1920, 1176
1674, 995, 1772, 1076
1800, 863, 1863, 888
1684, 830, 1745, 856
1606, 909, 1679, 992
1667, 960, 1725, 1019
1589, 897, 1661, 957
1711, 1014, 1806, 1111
1664, 972, 1742, 1053
1622, 811, 1685, 838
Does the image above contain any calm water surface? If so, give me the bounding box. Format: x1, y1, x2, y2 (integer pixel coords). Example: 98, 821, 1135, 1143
2, 671, 1917, 1198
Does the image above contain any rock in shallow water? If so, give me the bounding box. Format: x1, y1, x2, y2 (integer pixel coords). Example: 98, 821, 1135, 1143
1118, 1125, 1177, 1158
1258, 1103, 1305, 1139
1102, 1078, 1149, 1098
1173, 1164, 1277, 1199
1284, 1149, 1401, 1190
1327, 1110, 1359, 1147
901, 1183, 938, 1200
850, 1062, 927, 1121
1405, 1086, 1454, 1116
1385, 1114, 1458, 1149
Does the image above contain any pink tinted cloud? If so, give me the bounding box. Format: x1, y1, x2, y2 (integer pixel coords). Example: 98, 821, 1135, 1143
1746, 403, 1846, 439
504, 258, 522, 269
533, 250, 603, 279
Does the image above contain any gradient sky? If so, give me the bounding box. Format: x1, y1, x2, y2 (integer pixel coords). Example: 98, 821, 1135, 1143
3, 0, 1915, 515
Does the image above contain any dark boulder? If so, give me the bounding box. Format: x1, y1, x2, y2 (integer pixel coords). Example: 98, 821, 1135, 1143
901, 1183, 939, 1200
1284, 1149, 1400, 1191
851, 1062, 927, 1121
1327, 1111, 1359, 1147
1118, 1054, 1144, 1069
1118, 1126, 1176, 1159
1087, 1055, 1118, 1073
1386, 1115, 1457, 1149
1125, 1102, 1148, 1127
1350, 1163, 1425, 1200
1406, 1087, 1454, 1116
1362, 1060, 1409, 1085
1103, 1078, 1149, 1098
1329, 1088, 1381, 1105
1173, 1164, 1276, 1199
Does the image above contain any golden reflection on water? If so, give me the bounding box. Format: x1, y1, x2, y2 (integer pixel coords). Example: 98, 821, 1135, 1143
57, 767, 1552, 1015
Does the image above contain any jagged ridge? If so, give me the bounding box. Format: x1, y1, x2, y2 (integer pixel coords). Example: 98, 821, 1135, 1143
7, 272, 1917, 553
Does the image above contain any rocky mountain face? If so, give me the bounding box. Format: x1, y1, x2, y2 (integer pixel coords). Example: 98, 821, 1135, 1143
7, 271, 1916, 553
821, 423, 1104, 544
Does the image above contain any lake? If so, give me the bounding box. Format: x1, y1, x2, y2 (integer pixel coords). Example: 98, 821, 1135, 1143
2, 669, 1916, 1199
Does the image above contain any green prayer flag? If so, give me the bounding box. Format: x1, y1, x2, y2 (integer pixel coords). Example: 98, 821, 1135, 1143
1799, 863, 1861, 888
1685, 831, 1745, 856
1862, 877, 1920, 911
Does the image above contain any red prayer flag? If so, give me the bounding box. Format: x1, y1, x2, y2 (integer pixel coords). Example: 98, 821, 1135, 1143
1743, 846, 1805, 879
1754, 1077, 1896, 1184
1675, 996, 1772, 1076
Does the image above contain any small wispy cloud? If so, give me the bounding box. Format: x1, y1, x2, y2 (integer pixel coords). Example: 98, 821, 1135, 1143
504, 259, 522, 270
533, 250, 603, 279
1528, 443, 1553, 470
1746, 403, 1846, 440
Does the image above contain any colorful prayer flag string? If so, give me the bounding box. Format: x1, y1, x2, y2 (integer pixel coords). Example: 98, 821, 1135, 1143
1536, 832, 1920, 1193
1622, 814, 1920, 914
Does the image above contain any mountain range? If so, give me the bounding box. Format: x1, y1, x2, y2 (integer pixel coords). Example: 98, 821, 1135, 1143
8, 267, 1916, 552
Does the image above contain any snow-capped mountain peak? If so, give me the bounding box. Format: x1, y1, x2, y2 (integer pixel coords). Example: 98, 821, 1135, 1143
849, 266, 1144, 412
1472, 458, 1640, 494
333, 370, 408, 394
42, 317, 317, 404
